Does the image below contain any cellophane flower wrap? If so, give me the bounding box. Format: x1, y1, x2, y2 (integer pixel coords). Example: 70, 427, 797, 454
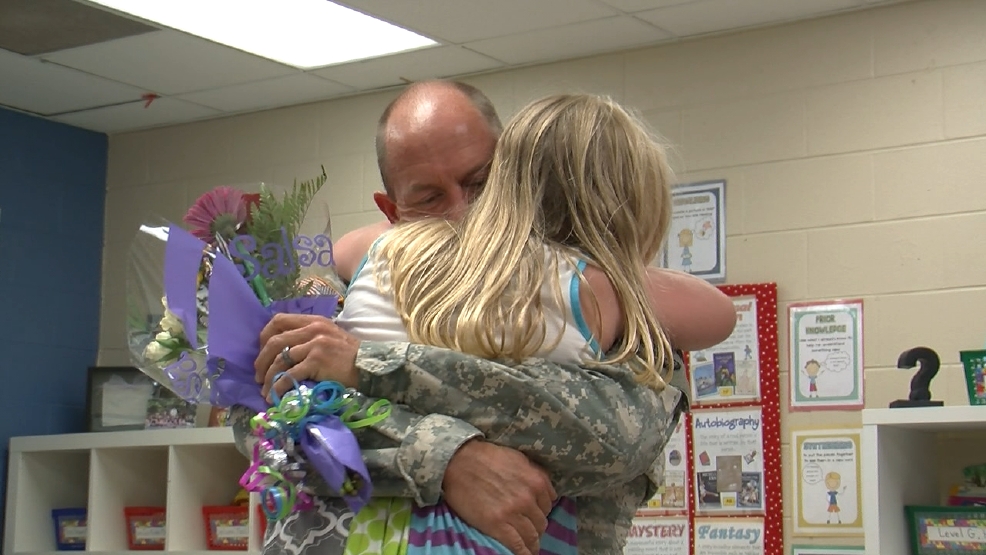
127, 168, 386, 521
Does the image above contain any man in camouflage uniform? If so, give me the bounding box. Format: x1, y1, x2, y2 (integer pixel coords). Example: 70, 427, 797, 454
231, 81, 732, 555
232, 341, 687, 555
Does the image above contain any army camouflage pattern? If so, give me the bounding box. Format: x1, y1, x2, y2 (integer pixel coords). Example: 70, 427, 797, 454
231, 341, 688, 554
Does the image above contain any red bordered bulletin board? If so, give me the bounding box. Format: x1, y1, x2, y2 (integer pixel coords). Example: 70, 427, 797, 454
632, 282, 782, 555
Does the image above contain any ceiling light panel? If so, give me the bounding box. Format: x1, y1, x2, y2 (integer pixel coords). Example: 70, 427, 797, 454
83, 0, 438, 69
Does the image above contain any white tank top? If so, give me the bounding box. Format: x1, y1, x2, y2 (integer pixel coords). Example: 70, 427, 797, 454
336, 242, 600, 365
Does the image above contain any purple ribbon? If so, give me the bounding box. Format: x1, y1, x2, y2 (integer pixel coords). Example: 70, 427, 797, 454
163, 224, 372, 512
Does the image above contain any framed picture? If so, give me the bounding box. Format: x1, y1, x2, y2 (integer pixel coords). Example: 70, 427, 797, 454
85, 366, 156, 432
906, 505, 986, 554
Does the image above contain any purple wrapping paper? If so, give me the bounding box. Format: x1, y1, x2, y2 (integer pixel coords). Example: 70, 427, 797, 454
164, 225, 205, 349
163, 224, 371, 511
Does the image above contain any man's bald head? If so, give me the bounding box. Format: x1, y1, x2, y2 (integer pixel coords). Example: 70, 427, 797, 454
375, 80, 502, 196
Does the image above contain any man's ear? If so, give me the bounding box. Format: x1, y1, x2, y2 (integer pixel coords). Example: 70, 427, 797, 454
373, 192, 400, 224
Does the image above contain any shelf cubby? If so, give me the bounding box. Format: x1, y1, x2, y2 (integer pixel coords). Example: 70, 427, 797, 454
3, 428, 261, 555
167, 444, 252, 552
863, 406, 986, 554
88, 447, 169, 552
9, 450, 90, 553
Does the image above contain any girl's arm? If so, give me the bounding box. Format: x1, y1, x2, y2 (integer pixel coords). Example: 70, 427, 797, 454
582, 266, 737, 353
333, 221, 392, 282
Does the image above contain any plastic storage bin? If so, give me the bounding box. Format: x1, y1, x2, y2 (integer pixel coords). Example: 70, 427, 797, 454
124, 507, 166, 550
51, 508, 87, 550
203, 505, 250, 550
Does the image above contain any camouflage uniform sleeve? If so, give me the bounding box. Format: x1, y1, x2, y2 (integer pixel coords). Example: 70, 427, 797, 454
355, 341, 688, 497
228, 401, 482, 505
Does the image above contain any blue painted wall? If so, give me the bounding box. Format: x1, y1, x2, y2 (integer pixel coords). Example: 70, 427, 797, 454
0, 106, 107, 525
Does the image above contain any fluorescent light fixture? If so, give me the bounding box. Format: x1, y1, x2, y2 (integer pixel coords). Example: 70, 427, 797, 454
85, 0, 438, 69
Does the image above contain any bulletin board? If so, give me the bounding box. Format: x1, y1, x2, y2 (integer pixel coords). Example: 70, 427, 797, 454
630, 282, 782, 555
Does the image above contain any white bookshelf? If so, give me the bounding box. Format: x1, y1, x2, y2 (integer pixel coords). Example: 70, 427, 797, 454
862, 406, 986, 555
3, 428, 263, 555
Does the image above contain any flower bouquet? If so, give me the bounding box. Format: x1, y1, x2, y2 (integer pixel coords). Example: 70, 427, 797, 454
126, 168, 383, 520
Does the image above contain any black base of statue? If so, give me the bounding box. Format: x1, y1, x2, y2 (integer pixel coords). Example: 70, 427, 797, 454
889, 346, 944, 409
889, 399, 944, 408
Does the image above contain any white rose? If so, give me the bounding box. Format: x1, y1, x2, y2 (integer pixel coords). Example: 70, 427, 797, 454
155, 331, 172, 342
144, 341, 170, 363
160, 311, 185, 336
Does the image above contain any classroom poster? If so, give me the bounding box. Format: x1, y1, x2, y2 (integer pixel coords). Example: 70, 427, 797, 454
640, 418, 689, 514
662, 180, 726, 282
693, 518, 764, 555
788, 300, 865, 410
692, 408, 765, 514
690, 296, 761, 404
792, 429, 863, 536
624, 517, 690, 555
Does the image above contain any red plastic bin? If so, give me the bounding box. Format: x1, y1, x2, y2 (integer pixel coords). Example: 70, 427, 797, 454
257, 504, 267, 541
124, 507, 166, 550
203, 506, 250, 550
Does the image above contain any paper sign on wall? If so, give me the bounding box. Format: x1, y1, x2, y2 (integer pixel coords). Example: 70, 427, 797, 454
693, 518, 764, 555
792, 429, 864, 536
690, 296, 761, 405
692, 408, 765, 515
640, 419, 689, 514
624, 516, 690, 555
661, 180, 726, 282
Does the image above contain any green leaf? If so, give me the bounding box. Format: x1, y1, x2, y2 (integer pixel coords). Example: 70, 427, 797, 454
242, 166, 328, 299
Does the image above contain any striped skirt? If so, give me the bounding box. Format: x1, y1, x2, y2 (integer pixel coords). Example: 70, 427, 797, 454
344, 497, 577, 555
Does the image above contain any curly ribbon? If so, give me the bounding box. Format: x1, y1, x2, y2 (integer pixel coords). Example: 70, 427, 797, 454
163, 224, 380, 516
240, 374, 392, 520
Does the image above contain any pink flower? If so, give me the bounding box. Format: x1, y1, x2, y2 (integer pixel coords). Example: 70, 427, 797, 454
184, 186, 248, 242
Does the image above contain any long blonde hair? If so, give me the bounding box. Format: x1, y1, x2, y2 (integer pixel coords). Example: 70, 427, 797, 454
376, 94, 675, 392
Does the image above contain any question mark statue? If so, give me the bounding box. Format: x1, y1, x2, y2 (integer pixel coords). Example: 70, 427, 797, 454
889, 346, 945, 408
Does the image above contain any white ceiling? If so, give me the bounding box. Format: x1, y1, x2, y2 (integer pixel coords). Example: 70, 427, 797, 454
0, 0, 905, 134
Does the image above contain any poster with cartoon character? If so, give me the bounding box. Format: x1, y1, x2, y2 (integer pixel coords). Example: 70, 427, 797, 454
639, 418, 690, 515
692, 408, 765, 515
659, 180, 726, 282
792, 429, 863, 536
788, 300, 865, 410
690, 296, 761, 405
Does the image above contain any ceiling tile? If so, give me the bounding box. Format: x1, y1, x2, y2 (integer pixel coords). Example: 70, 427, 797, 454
598, 0, 697, 13
50, 97, 219, 133
466, 16, 672, 66
336, 0, 619, 43
311, 45, 505, 90
0, 0, 157, 55
635, 0, 864, 36
43, 29, 298, 95
175, 74, 354, 113
0, 48, 145, 115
